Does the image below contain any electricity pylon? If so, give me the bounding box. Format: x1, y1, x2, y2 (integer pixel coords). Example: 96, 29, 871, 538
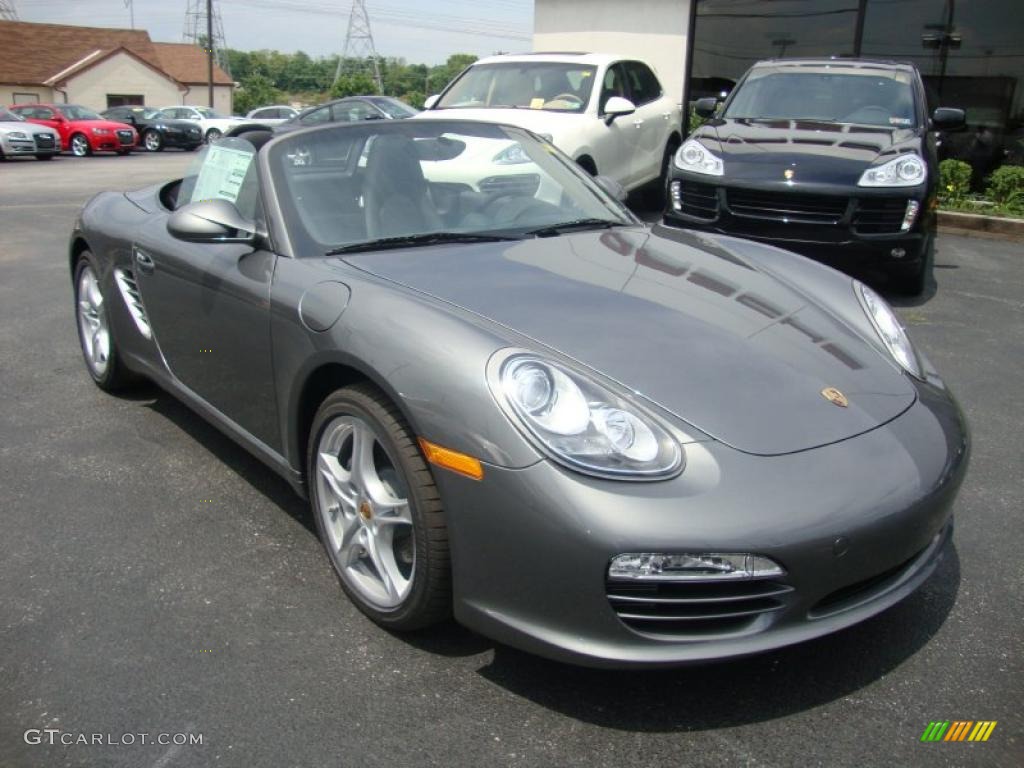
334, 0, 383, 93
183, 0, 231, 75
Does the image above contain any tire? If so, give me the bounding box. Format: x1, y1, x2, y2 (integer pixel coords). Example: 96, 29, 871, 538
205, 128, 222, 143
70, 133, 91, 157
890, 238, 934, 296
308, 382, 450, 630
143, 130, 164, 152
646, 137, 680, 210
35, 153, 55, 160
73, 252, 137, 392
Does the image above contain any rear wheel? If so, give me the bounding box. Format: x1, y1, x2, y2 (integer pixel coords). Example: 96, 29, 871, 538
143, 129, 163, 152
308, 383, 451, 630
74, 252, 136, 391
70, 133, 91, 157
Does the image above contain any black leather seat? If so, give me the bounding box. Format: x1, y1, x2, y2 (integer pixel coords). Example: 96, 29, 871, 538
362, 135, 442, 238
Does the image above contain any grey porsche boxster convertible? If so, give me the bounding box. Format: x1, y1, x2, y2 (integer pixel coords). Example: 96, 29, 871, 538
70, 120, 968, 667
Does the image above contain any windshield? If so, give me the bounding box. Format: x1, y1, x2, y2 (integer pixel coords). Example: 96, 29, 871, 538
0, 108, 23, 122
437, 62, 597, 112
367, 97, 418, 118
196, 107, 226, 119
59, 105, 102, 121
136, 108, 162, 120
269, 121, 633, 254
725, 69, 918, 128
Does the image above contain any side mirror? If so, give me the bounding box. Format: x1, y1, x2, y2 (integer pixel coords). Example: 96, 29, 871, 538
603, 96, 636, 124
167, 199, 257, 244
423, 94, 440, 110
595, 174, 627, 202
932, 107, 966, 130
694, 97, 720, 119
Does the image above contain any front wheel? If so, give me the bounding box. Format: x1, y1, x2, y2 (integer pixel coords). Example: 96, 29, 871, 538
74, 252, 136, 391
205, 128, 222, 142
308, 383, 451, 630
143, 129, 163, 152
70, 133, 91, 157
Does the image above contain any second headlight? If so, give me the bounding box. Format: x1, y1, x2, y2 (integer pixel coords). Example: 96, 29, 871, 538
496, 354, 683, 479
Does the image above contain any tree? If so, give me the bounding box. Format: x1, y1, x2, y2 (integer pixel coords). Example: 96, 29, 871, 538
233, 73, 284, 115
330, 72, 377, 99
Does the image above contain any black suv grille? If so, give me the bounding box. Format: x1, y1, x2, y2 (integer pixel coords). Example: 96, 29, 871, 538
727, 189, 848, 224
853, 198, 908, 234
607, 578, 793, 637
676, 180, 719, 220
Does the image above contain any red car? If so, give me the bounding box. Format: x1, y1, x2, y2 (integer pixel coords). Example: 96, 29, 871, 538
9, 103, 137, 157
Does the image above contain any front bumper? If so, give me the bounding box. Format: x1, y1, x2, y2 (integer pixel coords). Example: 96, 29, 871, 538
436, 376, 968, 667
161, 129, 203, 148
0, 133, 60, 156
664, 175, 933, 267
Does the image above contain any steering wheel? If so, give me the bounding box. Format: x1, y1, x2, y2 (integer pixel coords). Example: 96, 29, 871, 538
548, 93, 584, 108
841, 106, 892, 124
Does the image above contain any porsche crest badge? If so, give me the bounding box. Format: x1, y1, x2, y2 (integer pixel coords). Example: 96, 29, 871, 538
821, 387, 849, 407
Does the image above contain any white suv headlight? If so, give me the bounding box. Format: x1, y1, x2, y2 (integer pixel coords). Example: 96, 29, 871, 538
858, 154, 926, 187
855, 281, 922, 378
673, 139, 724, 176
494, 354, 683, 479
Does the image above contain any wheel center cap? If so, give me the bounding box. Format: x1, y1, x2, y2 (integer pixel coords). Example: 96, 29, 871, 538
358, 500, 373, 521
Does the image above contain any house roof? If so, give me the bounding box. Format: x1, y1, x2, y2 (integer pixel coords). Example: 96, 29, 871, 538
151, 42, 233, 85
0, 20, 231, 87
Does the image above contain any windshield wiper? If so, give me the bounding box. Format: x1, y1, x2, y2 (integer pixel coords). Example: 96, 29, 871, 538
326, 231, 522, 256
525, 218, 623, 237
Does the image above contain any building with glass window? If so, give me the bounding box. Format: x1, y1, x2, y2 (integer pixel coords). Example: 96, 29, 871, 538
535, 0, 1023, 175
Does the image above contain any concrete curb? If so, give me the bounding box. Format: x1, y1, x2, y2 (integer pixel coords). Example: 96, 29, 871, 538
938, 210, 1024, 241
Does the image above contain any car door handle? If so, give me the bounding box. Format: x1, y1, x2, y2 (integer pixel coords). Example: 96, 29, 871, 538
135, 249, 155, 274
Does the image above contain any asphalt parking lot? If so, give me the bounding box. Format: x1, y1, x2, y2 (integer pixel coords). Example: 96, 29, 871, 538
0, 151, 1021, 768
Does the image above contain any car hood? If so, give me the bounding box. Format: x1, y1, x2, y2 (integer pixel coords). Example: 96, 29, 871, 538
418, 107, 582, 136
696, 118, 919, 185
342, 227, 917, 456
0, 120, 54, 136
72, 119, 135, 132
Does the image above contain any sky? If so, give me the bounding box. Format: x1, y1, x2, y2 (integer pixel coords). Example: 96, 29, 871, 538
11, 0, 535, 64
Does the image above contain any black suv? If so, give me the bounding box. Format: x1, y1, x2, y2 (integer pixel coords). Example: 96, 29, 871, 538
665, 58, 965, 294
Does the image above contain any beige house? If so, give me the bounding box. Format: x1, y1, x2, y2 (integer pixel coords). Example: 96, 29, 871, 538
0, 20, 234, 112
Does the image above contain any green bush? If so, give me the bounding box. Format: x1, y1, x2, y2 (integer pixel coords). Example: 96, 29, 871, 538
938, 159, 972, 203
985, 165, 1024, 214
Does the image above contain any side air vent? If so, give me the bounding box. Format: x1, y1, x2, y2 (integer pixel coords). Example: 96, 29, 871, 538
114, 267, 152, 340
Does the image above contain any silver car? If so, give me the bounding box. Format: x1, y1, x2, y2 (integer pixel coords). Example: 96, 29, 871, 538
0, 107, 60, 160
68, 121, 968, 668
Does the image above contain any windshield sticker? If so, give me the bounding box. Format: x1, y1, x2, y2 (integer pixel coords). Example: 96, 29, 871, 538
889, 117, 912, 126
190, 144, 254, 204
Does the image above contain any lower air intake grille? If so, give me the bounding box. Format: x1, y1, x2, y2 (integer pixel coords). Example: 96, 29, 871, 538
606, 578, 792, 637
677, 180, 719, 220
114, 266, 152, 340
853, 197, 908, 234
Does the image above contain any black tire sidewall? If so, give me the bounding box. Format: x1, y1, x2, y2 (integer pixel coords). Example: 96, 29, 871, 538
307, 386, 443, 629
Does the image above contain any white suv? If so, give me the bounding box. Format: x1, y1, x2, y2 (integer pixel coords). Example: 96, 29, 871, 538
158, 106, 246, 142
418, 53, 682, 195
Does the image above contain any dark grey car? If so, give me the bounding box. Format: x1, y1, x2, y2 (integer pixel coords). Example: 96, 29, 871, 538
69, 120, 968, 667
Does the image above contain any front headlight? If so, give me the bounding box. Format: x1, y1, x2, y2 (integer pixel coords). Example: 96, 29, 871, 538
493, 143, 530, 164
495, 354, 683, 479
855, 281, 922, 378
858, 153, 926, 187
6, 131, 28, 139
673, 138, 724, 176
92, 127, 111, 135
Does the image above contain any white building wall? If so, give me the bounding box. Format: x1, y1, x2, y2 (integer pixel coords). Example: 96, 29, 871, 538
534, 0, 691, 107
64, 52, 182, 110
181, 84, 234, 113
0, 85, 54, 105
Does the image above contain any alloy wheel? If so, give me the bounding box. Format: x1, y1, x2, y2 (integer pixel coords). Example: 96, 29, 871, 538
144, 130, 162, 151
314, 415, 415, 609
77, 265, 110, 377
71, 134, 89, 157
206, 128, 222, 142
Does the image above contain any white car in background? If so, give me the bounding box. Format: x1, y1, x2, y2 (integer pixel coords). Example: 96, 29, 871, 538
0, 107, 60, 160
245, 105, 299, 126
157, 105, 246, 142
418, 53, 683, 197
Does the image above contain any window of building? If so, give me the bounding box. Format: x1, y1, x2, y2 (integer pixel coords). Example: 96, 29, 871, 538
12, 92, 41, 104
107, 94, 145, 108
